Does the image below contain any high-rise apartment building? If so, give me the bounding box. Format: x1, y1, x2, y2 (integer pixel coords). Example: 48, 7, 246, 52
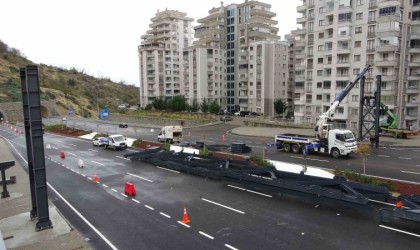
138, 10, 193, 107
183, 0, 288, 115
294, 0, 419, 129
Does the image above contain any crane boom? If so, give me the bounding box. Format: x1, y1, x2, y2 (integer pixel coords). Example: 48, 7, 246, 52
315, 65, 371, 139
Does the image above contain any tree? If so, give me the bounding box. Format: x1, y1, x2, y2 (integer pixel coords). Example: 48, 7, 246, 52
357, 144, 371, 175
152, 96, 167, 110
167, 96, 188, 112
190, 99, 200, 112
200, 98, 209, 113
209, 101, 221, 114
273, 99, 287, 117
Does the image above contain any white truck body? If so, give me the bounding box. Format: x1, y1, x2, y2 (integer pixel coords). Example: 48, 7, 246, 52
102, 134, 128, 150
274, 129, 357, 158
157, 126, 183, 143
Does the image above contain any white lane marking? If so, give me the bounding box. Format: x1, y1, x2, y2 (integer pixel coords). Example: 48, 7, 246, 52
102, 184, 108, 188
399, 157, 412, 160
246, 189, 273, 198
88, 177, 92, 180
413, 150, 420, 152
201, 198, 245, 214
68, 152, 77, 157
227, 185, 272, 197
116, 156, 130, 161
159, 212, 171, 218
368, 199, 409, 209
82, 174, 86, 177
199, 231, 214, 240
121, 193, 128, 198
71, 169, 75, 172
177, 221, 191, 228
89, 149, 99, 152
225, 244, 239, 250
379, 225, 420, 238
401, 170, 420, 175
127, 173, 153, 183
76, 171, 80, 174
307, 158, 329, 162
0, 135, 118, 250
91, 161, 105, 166
126, 149, 137, 152
290, 156, 303, 159
52, 147, 58, 150
70, 144, 77, 147
364, 174, 420, 185
145, 205, 154, 210
111, 188, 118, 193
378, 155, 390, 158
227, 185, 246, 191
132, 199, 140, 204
157, 166, 180, 173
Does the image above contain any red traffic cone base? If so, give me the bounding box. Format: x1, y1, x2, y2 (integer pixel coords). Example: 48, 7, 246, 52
182, 207, 190, 224
93, 174, 99, 184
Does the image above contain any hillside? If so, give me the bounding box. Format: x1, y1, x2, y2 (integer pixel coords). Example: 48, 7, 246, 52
0, 39, 139, 118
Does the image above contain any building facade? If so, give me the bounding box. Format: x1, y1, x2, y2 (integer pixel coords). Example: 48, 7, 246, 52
294, 0, 419, 129
138, 10, 193, 107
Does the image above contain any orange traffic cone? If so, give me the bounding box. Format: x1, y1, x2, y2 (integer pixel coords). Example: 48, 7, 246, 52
221, 134, 225, 142
60, 151, 65, 159
93, 174, 99, 184
182, 207, 190, 224
396, 200, 403, 208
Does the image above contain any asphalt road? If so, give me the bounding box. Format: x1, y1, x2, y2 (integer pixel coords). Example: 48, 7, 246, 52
1, 124, 420, 249
43, 117, 420, 183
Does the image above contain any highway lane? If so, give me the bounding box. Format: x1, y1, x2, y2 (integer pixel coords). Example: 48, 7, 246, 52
41, 118, 420, 183
1, 127, 420, 249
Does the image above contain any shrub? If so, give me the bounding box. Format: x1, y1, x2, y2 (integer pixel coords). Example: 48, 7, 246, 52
132, 139, 142, 147
335, 168, 397, 192
199, 147, 209, 156
250, 156, 271, 169
45, 124, 67, 131
162, 142, 171, 151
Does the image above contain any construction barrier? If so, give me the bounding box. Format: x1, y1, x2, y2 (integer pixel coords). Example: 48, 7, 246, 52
124, 182, 136, 196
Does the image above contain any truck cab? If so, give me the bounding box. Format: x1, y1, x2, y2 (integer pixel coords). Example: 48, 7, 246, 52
327, 129, 357, 158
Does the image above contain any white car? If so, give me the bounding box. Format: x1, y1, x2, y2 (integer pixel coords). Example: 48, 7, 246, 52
234, 111, 241, 116
92, 137, 105, 146
62, 117, 67, 121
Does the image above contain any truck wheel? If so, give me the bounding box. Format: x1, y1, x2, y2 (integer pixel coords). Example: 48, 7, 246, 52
283, 143, 291, 152
331, 148, 340, 158
292, 144, 300, 153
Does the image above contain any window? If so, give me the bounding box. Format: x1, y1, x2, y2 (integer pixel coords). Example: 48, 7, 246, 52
355, 41, 361, 47
319, 32, 324, 39
338, 13, 352, 22
319, 7, 324, 13
356, 12, 363, 20
351, 95, 359, 102
356, 0, 363, 5
318, 45, 324, 51
317, 70, 323, 76
323, 81, 331, 89
367, 39, 375, 49
316, 94, 322, 100
317, 82, 322, 88
318, 58, 324, 64
353, 68, 360, 75
368, 11, 376, 22
336, 81, 347, 88
354, 55, 361, 61
379, 6, 398, 16
308, 22, 314, 32
319, 20, 324, 26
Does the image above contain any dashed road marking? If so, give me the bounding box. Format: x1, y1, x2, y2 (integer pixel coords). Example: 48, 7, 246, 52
399, 157, 412, 160
157, 166, 180, 173
201, 198, 245, 214
88, 177, 92, 180
177, 221, 191, 228
379, 225, 420, 238
82, 174, 86, 177
225, 244, 239, 250
127, 173, 153, 183
378, 155, 390, 158
91, 161, 105, 166
159, 212, 171, 218
145, 205, 154, 210
199, 231, 214, 240
89, 149, 99, 152
132, 199, 140, 203
126, 149, 137, 152
102, 184, 108, 188
227, 185, 272, 197
401, 170, 420, 175
121, 193, 128, 198
116, 156, 130, 161
68, 152, 77, 157
70, 144, 77, 147
111, 188, 118, 193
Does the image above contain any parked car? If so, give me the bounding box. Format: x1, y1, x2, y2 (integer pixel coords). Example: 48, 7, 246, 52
234, 111, 241, 116
119, 122, 128, 128
62, 117, 67, 121
220, 116, 233, 122
92, 137, 105, 146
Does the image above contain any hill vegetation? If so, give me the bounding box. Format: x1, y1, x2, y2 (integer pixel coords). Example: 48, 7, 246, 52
0, 39, 139, 118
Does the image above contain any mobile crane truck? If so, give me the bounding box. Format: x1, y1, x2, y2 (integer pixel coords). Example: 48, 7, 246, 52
274, 66, 371, 158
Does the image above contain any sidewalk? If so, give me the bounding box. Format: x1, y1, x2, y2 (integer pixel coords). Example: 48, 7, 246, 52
230, 126, 420, 147
0, 138, 90, 250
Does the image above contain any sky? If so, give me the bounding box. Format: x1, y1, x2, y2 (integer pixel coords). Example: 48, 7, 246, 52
0, 0, 300, 86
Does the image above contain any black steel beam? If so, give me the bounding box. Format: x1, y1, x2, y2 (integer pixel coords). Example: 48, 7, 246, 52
24, 65, 52, 231
20, 68, 38, 219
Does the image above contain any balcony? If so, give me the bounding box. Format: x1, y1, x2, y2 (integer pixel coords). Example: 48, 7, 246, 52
250, 8, 276, 18
297, 4, 307, 13
337, 47, 351, 54
376, 59, 399, 67
292, 29, 306, 36
406, 84, 420, 94
367, 32, 376, 38
376, 28, 401, 37
369, 0, 378, 9
295, 64, 306, 70
408, 61, 420, 67
295, 40, 306, 47
336, 60, 351, 67
376, 44, 399, 52
408, 72, 420, 80
295, 53, 306, 59
406, 101, 419, 107
410, 46, 420, 54
294, 98, 304, 105
381, 74, 397, 81
297, 16, 307, 24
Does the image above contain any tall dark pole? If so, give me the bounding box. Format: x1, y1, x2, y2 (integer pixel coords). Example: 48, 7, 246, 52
358, 76, 365, 142
375, 75, 382, 148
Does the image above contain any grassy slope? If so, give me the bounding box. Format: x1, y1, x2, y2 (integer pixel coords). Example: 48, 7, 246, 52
0, 40, 139, 118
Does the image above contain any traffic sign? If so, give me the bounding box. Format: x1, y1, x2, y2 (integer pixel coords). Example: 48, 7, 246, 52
99, 109, 109, 119
67, 108, 73, 116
